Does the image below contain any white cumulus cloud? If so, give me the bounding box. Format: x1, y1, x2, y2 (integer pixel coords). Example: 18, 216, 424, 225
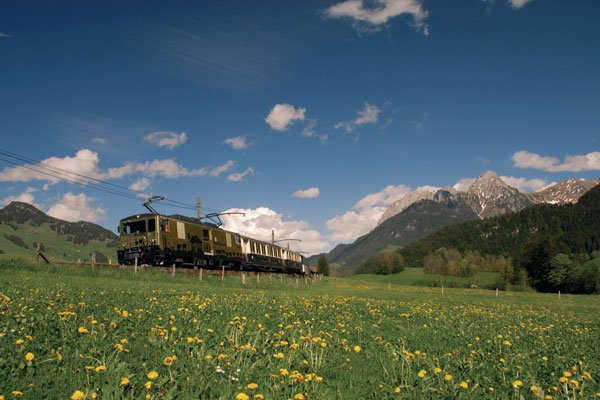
335, 103, 382, 132
512, 150, 600, 172
265, 104, 306, 131
1, 187, 42, 209
143, 131, 188, 150
227, 167, 255, 182
129, 177, 151, 191
135, 159, 208, 178
224, 136, 251, 150
453, 178, 475, 192
508, 0, 534, 9
0, 149, 102, 184
499, 176, 553, 193
292, 187, 320, 198
221, 207, 329, 255
211, 160, 235, 178
325, 0, 429, 35
326, 184, 413, 243
47, 192, 106, 223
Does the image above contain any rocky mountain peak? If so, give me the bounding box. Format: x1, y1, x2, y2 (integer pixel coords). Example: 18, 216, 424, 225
462, 172, 531, 218
527, 178, 600, 205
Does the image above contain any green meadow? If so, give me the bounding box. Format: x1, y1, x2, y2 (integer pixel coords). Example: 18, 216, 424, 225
1, 259, 598, 399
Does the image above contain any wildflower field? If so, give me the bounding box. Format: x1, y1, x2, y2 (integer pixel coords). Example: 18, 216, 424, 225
0, 259, 599, 399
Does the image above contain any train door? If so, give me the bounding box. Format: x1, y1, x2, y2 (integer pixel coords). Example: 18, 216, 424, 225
202, 228, 214, 255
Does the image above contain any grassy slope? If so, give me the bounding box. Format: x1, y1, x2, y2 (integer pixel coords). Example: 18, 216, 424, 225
0, 222, 117, 263
351, 267, 501, 289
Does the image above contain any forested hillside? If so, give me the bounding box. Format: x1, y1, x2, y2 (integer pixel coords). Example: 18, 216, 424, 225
398, 185, 600, 268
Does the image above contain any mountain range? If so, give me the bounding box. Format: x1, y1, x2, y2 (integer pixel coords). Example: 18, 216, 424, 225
309, 171, 599, 274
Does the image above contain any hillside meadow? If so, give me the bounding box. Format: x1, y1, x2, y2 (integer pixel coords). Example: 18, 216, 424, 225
0, 259, 599, 399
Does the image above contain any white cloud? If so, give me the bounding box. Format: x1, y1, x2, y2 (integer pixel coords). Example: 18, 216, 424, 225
335, 103, 382, 132
0, 149, 102, 184
302, 119, 318, 137
135, 159, 208, 178
327, 206, 387, 242
326, 184, 413, 243
292, 187, 320, 198
0, 33, 11, 38
211, 160, 235, 178
453, 178, 475, 192
224, 136, 251, 150
92, 137, 107, 144
499, 176, 553, 193
227, 167, 255, 182
221, 207, 329, 255
325, 0, 429, 35
352, 184, 412, 210
512, 150, 600, 172
1, 187, 42, 209
47, 192, 106, 223
129, 177, 151, 191
265, 104, 306, 131
143, 131, 188, 150
508, 0, 534, 9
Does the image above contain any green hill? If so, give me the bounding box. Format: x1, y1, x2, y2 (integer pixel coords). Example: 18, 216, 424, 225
351, 267, 501, 289
0, 201, 118, 263
308, 190, 478, 275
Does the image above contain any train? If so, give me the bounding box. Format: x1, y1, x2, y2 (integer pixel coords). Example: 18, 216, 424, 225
117, 212, 308, 274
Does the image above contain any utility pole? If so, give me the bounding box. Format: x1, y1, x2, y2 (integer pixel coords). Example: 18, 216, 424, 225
272, 229, 275, 245
197, 196, 201, 219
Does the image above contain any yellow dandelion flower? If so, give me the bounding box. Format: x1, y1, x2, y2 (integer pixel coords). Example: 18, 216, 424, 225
205, 355, 213, 360
563, 371, 572, 378
121, 377, 130, 386
418, 369, 427, 378
71, 390, 86, 400
394, 387, 401, 394
513, 380, 523, 389
280, 368, 289, 376
12, 392, 23, 397
274, 352, 284, 359
95, 365, 106, 372
530, 385, 538, 393
434, 367, 442, 374
569, 380, 579, 389
444, 374, 453, 381
460, 381, 468, 389
15, 339, 24, 345
25, 352, 34, 361
246, 383, 258, 390
294, 394, 304, 400
254, 395, 264, 399
147, 371, 158, 380
353, 346, 361, 353
78, 327, 88, 333
559, 377, 568, 383
235, 393, 249, 400
145, 381, 152, 390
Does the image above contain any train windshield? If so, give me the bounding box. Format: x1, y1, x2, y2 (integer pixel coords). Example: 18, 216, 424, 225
122, 219, 156, 234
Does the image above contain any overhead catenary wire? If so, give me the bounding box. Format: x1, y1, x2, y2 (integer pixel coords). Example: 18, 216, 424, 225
0, 149, 219, 214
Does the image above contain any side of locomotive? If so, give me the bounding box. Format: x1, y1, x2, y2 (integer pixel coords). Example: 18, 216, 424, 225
117, 213, 306, 274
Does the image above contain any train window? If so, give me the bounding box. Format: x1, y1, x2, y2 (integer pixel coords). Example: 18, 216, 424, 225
235, 235, 241, 246
148, 218, 156, 232
203, 229, 210, 240
123, 220, 146, 234
250, 242, 255, 253
160, 219, 170, 232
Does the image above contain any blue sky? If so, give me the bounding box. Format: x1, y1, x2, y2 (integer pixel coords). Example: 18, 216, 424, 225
1, 0, 599, 254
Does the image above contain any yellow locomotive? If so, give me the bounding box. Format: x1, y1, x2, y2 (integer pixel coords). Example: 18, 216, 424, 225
117, 213, 306, 274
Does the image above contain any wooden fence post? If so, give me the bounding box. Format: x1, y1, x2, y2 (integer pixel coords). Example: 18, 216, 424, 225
91, 252, 96, 269
256, 273, 260, 284
221, 264, 225, 282
35, 242, 40, 265
172, 263, 175, 277
200, 268, 203, 281
134, 257, 138, 274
